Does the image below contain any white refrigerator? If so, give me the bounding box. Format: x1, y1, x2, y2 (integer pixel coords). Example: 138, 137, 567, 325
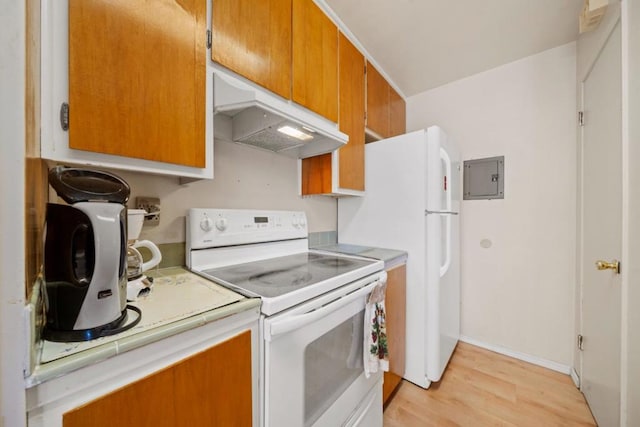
338, 126, 461, 389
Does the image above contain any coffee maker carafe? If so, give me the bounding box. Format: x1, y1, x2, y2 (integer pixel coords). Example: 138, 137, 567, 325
43, 166, 141, 342
126, 209, 162, 300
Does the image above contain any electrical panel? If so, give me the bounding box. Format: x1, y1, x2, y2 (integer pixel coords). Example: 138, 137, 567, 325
463, 156, 504, 200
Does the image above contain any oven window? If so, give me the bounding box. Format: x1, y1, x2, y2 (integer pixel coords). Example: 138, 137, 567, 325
304, 310, 364, 426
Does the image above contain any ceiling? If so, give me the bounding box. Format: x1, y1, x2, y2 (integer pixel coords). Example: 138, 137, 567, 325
324, 0, 584, 97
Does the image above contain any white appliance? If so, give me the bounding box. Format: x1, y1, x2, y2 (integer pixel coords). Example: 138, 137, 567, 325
126, 209, 162, 300
186, 209, 387, 426
338, 126, 461, 389
213, 66, 348, 158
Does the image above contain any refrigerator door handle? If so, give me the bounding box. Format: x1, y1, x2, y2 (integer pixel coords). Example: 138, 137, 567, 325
425, 210, 459, 215
425, 211, 454, 276
441, 147, 452, 212
440, 214, 452, 277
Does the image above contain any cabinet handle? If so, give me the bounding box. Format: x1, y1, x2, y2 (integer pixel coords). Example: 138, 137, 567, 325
60, 102, 69, 131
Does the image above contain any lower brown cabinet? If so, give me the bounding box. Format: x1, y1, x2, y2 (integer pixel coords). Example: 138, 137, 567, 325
63, 330, 252, 427
383, 264, 406, 405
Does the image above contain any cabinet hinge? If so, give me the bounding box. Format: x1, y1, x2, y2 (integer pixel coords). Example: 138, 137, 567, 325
578, 111, 584, 127
60, 102, 69, 131
577, 334, 584, 351
206, 29, 212, 49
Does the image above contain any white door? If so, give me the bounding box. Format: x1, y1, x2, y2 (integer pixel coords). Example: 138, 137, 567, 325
580, 20, 622, 427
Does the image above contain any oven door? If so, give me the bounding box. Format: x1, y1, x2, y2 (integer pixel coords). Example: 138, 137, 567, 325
262, 273, 386, 427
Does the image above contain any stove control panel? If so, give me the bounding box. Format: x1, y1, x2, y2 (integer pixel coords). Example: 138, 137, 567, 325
187, 208, 308, 249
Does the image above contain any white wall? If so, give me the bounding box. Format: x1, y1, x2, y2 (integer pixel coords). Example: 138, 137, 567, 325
406, 43, 577, 366
1, 2, 28, 426
116, 139, 337, 244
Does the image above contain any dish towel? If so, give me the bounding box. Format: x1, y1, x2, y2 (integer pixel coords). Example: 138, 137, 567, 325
364, 282, 389, 378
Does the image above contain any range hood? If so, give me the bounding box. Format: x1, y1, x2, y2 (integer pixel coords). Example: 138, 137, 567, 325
213, 68, 348, 158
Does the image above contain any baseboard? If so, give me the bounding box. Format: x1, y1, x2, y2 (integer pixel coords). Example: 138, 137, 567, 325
570, 367, 580, 388
459, 335, 572, 375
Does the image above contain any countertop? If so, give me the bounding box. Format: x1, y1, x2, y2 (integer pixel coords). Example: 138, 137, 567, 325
26, 267, 260, 387
313, 243, 407, 270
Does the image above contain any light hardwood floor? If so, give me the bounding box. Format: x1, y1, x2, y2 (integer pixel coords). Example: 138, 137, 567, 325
383, 342, 596, 426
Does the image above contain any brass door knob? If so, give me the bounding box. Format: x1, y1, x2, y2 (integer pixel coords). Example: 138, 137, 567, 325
595, 259, 620, 274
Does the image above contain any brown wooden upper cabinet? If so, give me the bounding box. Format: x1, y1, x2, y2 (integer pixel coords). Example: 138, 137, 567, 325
366, 62, 390, 139
337, 33, 365, 192
366, 61, 406, 140
212, 0, 339, 123
389, 86, 407, 137
68, 0, 206, 167
301, 33, 365, 196
292, 0, 339, 122
211, 0, 292, 100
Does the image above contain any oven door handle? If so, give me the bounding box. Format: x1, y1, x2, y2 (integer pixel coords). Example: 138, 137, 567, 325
267, 280, 382, 340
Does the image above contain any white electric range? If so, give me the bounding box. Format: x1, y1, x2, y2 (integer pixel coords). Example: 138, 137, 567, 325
186, 209, 386, 427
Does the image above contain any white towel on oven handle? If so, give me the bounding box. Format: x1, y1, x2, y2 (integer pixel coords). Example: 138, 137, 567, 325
363, 280, 389, 378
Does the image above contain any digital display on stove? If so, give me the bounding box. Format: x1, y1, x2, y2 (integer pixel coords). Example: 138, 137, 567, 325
254, 216, 268, 223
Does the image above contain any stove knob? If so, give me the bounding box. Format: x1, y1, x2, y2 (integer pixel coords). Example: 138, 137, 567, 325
299, 217, 307, 228
200, 217, 214, 232
215, 218, 228, 231
292, 217, 300, 228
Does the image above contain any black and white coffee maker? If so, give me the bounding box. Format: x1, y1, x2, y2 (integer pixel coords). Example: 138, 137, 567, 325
43, 166, 141, 342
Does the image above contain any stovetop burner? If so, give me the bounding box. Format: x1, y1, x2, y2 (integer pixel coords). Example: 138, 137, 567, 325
250, 269, 313, 287
201, 252, 374, 299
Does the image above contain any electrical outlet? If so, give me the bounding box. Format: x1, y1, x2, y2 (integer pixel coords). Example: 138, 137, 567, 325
136, 197, 161, 226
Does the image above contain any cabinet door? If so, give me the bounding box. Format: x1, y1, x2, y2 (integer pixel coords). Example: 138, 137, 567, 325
68, 0, 206, 167
300, 33, 365, 196
301, 153, 333, 195
173, 330, 253, 426
337, 33, 365, 191
365, 62, 390, 139
212, 0, 291, 100
383, 264, 406, 404
63, 330, 253, 427
292, 0, 339, 122
389, 86, 406, 137
63, 367, 175, 427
